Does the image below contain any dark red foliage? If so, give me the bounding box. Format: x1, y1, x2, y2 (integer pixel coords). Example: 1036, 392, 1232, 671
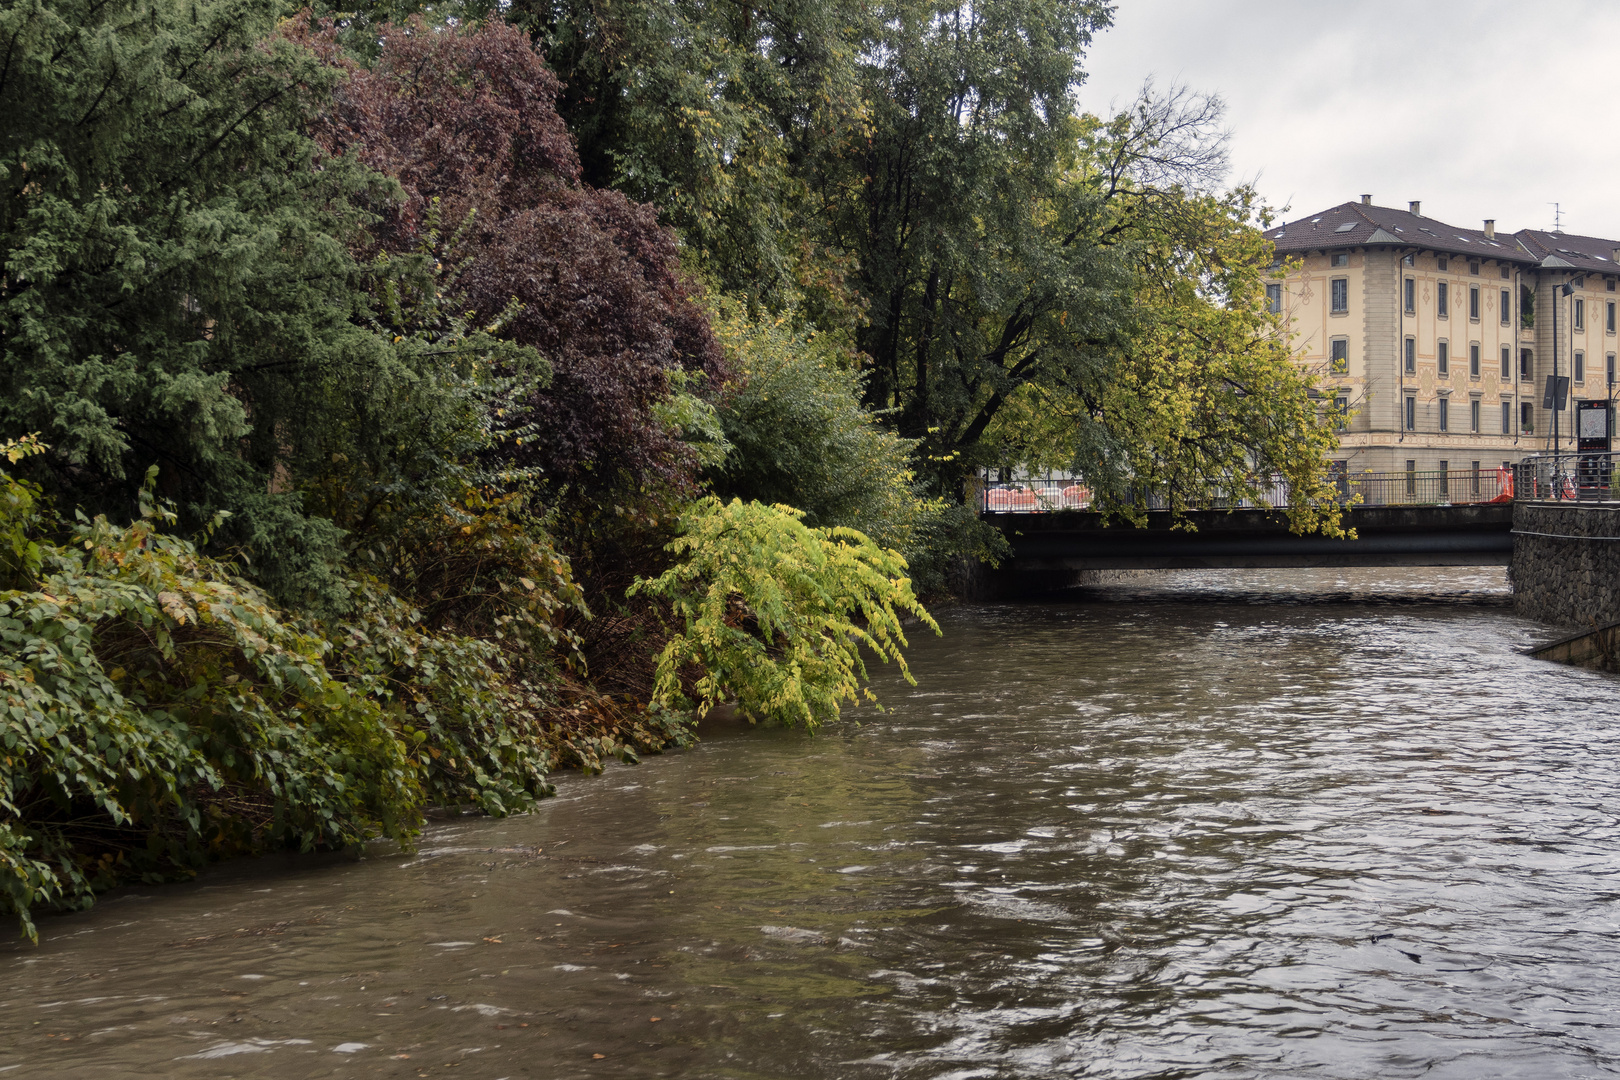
293, 15, 726, 494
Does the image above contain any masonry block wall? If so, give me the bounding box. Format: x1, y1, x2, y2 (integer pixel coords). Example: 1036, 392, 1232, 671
1512, 503, 1620, 627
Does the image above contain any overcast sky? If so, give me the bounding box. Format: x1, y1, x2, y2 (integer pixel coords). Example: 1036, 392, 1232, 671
1078, 0, 1620, 240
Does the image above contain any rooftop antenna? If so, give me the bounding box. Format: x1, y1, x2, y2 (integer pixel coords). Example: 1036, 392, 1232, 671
1550, 201, 1564, 232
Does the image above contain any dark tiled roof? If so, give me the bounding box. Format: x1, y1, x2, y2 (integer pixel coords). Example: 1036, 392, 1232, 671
1512, 230, 1620, 276
1264, 201, 1536, 265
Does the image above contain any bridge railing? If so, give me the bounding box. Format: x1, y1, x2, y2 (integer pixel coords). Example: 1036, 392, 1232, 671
979, 468, 1515, 513
1513, 451, 1620, 504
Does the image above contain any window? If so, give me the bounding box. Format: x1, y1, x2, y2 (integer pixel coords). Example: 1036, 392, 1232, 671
1521, 401, 1534, 432
1333, 396, 1349, 429
1575, 297, 1585, 330
1438, 281, 1449, 317
1521, 348, 1533, 379
1405, 277, 1416, 313
1501, 289, 1511, 325
1331, 253, 1350, 268
1404, 253, 1416, 267
1405, 459, 1417, 495
1608, 301, 1615, 333
1438, 256, 1449, 271
1501, 400, 1512, 434
1330, 338, 1348, 373
1330, 278, 1349, 314
1469, 285, 1480, 320
1439, 398, 1449, 432
1469, 261, 1480, 275
1610, 354, 1617, 385
1266, 283, 1282, 314
1438, 340, 1449, 376
1405, 396, 1417, 431
1501, 345, 1511, 379
1405, 337, 1417, 373
1575, 350, 1585, 382
1470, 398, 1480, 432
1500, 265, 1511, 279
1439, 460, 1450, 496
1609, 278, 1617, 292
1470, 343, 1480, 378
1471, 461, 1481, 496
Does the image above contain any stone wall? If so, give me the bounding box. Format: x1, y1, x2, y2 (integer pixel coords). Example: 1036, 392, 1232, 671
1512, 502, 1620, 627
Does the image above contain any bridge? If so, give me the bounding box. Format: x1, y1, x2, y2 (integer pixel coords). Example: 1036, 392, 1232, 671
987, 503, 1513, 571
978, 467, 1517, 572
970, 452, 1620, 640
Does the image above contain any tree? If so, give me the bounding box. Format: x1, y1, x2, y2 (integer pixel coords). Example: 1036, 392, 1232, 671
511, 0, 871, 312
705, 297, 928, 551
808, 45, 1342, 526
296, 16, 730, 500
0, 0, 417, 605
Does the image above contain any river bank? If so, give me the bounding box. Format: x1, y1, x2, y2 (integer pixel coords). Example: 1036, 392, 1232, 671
6, 567, 1618, 1079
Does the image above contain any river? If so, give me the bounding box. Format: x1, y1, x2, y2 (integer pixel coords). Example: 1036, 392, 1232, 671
5, 567, 1620, 1079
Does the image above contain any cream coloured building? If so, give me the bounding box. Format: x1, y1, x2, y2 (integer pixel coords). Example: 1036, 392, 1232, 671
1264, 197, 1620, 477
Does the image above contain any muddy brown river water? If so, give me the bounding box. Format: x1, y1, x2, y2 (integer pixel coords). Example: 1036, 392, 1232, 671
4, 567, 1620, 1079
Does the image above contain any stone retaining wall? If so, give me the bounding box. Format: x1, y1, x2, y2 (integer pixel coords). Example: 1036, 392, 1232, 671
1512, 503, 1620, 627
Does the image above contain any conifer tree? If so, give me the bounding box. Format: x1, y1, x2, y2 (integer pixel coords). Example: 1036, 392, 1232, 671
0, 0, 407, 604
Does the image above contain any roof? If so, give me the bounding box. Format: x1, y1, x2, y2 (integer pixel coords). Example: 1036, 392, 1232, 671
1512, 230, 1620, 276
1265, 201, 1536, 265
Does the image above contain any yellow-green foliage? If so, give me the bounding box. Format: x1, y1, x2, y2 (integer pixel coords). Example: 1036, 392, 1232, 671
630, 497, 938, 729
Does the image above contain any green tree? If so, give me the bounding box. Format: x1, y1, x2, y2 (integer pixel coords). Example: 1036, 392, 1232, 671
706, 298, 927, 550
512, 0, 870, 313
0, 0, 488, 607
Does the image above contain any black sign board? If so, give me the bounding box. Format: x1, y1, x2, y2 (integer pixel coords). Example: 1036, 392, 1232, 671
1578, 400, 1611, 452
1577, 400, 1612, 492
1544, 375, 1570, 411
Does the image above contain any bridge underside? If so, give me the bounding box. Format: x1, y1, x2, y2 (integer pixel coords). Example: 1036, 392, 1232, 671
989, 504, 1513, 571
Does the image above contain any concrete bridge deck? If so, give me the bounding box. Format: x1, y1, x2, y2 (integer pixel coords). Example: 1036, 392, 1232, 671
987, 503, 1513, 571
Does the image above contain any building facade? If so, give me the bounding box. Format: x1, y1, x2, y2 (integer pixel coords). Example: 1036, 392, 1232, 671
1265, 197, 1620, 477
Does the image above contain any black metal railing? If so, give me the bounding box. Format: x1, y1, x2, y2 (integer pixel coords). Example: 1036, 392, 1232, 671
978, 468, 1515, 513
1513, 451, 1620, 503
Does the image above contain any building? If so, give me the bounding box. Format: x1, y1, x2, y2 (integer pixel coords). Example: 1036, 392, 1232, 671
1264, 196, 1620, 478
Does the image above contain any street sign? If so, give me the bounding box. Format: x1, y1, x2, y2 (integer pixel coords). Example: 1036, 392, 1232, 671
1579, 400, 1611, 448
1577, 400, 1612, 492
1544, 375, 1570, 411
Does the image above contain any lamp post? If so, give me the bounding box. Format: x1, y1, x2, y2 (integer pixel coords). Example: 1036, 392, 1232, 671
1554, 278, 1585, 468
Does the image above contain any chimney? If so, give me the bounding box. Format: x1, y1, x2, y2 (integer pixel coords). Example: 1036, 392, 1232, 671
1409, 201, 1422, 216
1484, 219, 1496, 239
1612, 248, 1620, 263
1361, 194, 1372, 205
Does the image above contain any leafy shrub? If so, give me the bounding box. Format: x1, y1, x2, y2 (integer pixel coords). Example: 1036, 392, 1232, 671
0, 468, 419, 939
0, 452, 572, 938
708, 298, 929, 552
630, 497, 937, 729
